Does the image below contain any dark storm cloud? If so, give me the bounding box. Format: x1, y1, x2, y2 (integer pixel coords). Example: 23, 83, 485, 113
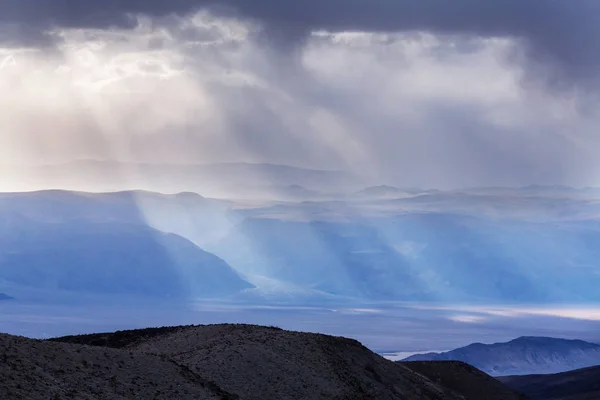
1, 0, 599, 85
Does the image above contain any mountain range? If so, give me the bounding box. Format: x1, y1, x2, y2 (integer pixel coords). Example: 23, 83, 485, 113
212, 212, 600, 302
3, 188, 600, 302
2, 161, 360, 195
403, 336, 600, 376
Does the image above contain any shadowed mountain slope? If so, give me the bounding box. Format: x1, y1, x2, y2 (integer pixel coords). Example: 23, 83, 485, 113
0, 218, 253, 299
403, 361, 527, 400
499, 365, 600, 400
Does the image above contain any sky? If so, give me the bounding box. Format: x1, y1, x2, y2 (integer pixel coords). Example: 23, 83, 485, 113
1, 0, 600, 188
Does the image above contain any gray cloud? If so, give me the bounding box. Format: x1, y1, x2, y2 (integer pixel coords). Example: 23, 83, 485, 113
1, 0, 600, 86
1, 1, 600, 190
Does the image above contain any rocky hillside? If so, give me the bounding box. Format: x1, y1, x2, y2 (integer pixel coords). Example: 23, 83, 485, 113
0, 333, 232, 400
0, 324, 525, 400
499, 365, 600, 400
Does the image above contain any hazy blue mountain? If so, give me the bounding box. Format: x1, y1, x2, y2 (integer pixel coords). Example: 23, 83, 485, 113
355, 185, 430, 199
404, 337, 600, 376
518, 184, 600, 197
246, 184, 325, 201
388, 191, 600, 221
0, 190, 239, 247
0, 293, 13, 301
5, 161, 360, 195
460, 185, 600, 199
371, 213, 600, 302
4, 189, 600, 303
213, 212, 600, 302
211, 218, 428, 300
0, 218, 253, 299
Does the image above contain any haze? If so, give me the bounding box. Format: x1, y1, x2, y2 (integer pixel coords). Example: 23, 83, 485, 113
3, 0, 600, 358
1, 0, 600, 190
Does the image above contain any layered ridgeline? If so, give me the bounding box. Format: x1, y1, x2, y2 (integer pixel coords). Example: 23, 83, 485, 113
1, 324, 524, 400
0, 190, 239, 246
404, 337, 600, 376
213, 213, 600, 301
3, 187, 600, 302
0, 293, 13, 300
210, 186, 600, 302
2, 161, 360, 195
0, 191, 253, 300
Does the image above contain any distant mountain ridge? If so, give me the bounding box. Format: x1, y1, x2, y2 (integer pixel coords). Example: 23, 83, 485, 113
0, 293, 13, 301
0, 189, 239, 247
6, 189, 600, 303
5, 189, 600, 303
403, 336, 600, 376
3, 161, 361, 194
355, 185, 433, 198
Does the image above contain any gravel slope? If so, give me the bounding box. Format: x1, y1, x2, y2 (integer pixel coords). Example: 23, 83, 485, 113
0, 333, 234, 400
126, 324, 461, 400
0, 324, 526, 400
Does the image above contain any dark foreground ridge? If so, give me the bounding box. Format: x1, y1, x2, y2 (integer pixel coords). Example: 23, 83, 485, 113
499, 365, 600, 400
403, 361, 527, 400
2, 324, 524, 400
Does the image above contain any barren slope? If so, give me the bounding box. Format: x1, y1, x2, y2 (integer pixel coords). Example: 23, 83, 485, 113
55, 324, 523, 400
0, 333, 235, 400
13, 324, 526, 400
